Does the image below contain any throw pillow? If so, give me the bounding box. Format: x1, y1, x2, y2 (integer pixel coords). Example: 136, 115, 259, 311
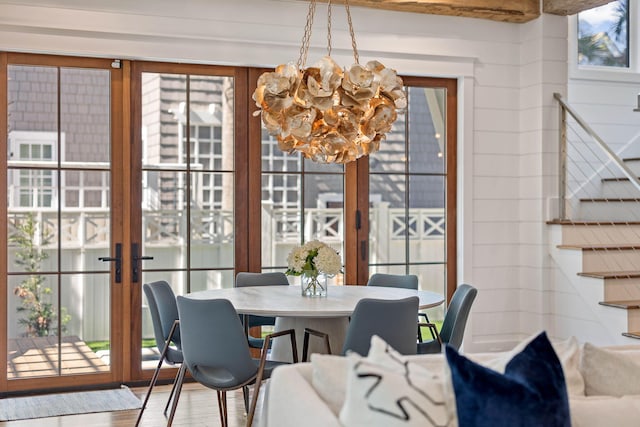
339, 341, 454, 427
445, 331, 571, 427
580, 342, 640, 396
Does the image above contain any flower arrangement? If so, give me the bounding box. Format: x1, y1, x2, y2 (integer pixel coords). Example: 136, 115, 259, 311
286, 240, 342, 278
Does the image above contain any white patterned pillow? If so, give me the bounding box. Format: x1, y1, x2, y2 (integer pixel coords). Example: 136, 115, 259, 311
339, 336, 455, 427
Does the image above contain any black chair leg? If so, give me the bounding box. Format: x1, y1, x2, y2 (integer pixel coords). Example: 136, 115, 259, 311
163, 366, 182, 416
242, 385, 250, 414
135, 350, 169, 426
166, 364, 187, 427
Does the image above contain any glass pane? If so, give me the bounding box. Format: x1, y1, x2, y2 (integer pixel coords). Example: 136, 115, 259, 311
409, 175, 445, 263
190, 172, 234, 270
369, 110, 407, 173
61, 68, 111, 163
578, 0, 629, 67
8, 274, 60, 378
304, 173, 344, 248
142, 171, 188, 270
141, 73, 187, 169
413, 263, 446, 322
188, 75, 234, 171
7, 274, 101, 378
61, 274, 111, 375
369, 174, 407, 264
189, 269, 235, 292
8, 66, 58, 164
408, 87, 446, 174
60, 218, 110, 273
7, 212, 57, 273
62, 170, 110, 209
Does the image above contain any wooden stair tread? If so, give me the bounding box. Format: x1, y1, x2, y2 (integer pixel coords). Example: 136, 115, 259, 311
579, 271, 640, 279
599, 300, 640, 309
557, 244, 640, 250
579, 198, 640, 202
622, 332, 640, 339
546, 220, 640, 225
601, 177, 636, 182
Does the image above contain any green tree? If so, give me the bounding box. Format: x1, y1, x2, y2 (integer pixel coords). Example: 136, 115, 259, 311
10, 213, 70, 337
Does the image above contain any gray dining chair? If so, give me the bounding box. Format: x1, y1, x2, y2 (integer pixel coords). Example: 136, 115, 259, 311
235, 272, 289, 351
417, 283, 477, 354
136, 280, 182, 427
169, 296, 298, 427
366, 273, 433, 341
366, 273, 418, 290
302, 296, 419, 359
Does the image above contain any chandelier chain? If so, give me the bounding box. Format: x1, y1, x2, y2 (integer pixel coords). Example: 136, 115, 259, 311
297, 0, 316, 70
344, 0, 359, 64
327, 0, 332, 57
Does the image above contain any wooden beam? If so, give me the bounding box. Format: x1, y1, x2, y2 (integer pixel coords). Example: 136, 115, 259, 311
543, 0, 613, 16
311, 0, 540, 23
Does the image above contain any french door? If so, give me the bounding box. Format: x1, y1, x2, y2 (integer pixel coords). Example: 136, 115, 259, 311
1, 53, 126, 392
128, 62, 248, 383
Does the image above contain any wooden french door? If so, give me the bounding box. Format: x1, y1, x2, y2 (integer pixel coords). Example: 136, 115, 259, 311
1, 53, 127, 392
128, 62, 249, 383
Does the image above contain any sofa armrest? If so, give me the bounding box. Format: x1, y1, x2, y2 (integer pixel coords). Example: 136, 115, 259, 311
265, 363, 341, 427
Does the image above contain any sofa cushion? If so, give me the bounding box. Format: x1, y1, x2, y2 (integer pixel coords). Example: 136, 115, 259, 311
474, 333, 584, 396
310, 354, 350, 416
446, 331, 571, 427
570, 395, 640, 427
580, 342, 640, 396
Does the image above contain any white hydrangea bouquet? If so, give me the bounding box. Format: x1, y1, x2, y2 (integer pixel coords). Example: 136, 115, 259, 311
286, 240, 342, 296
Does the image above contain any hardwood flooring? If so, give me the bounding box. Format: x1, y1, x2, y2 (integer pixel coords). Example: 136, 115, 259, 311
0, 382, 264, 427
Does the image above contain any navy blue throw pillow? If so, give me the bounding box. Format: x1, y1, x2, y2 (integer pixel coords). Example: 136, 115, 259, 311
445, 332, 570, 427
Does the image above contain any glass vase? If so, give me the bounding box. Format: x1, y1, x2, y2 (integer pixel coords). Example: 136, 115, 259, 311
301, 270, 327, 297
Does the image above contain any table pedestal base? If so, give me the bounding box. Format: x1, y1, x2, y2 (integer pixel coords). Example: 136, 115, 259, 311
270, 317, 349, 362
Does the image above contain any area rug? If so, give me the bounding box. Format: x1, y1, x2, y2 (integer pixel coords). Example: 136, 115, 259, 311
0, 386, 142, 421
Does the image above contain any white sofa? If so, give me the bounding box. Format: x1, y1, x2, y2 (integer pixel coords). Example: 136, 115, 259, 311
264, 337, 640, 427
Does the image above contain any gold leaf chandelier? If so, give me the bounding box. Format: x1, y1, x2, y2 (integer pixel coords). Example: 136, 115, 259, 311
253, 0, 407, 164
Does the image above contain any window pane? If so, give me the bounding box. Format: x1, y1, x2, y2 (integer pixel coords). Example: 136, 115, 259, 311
408, 87, 446, 174
578, 0, 629, 67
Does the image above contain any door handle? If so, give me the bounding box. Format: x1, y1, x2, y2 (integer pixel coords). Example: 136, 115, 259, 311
99, 243, 122, 283
131, 243, 154, 283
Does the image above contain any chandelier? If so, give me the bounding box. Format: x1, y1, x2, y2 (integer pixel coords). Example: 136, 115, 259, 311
252, 0, 407, 164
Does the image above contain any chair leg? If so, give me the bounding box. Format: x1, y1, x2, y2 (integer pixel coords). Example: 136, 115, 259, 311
134, 352, 168, 426
163, 365, 182, 416
166, 363, 187, 427
220, 390, 228, 427
242, 385, 250, 414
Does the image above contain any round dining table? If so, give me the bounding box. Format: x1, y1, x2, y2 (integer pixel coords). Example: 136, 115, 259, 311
187, 284, 444, 361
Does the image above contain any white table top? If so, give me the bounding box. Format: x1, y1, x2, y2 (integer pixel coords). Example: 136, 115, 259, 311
186, 285, 444, 318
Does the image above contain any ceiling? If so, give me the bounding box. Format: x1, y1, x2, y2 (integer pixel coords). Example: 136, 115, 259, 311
306, 0, 615, 23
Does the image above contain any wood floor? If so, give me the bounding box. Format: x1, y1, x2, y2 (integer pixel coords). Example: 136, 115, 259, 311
0, 382, 265, 426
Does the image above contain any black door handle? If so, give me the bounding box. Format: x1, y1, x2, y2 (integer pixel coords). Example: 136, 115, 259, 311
99, 243, 122, 283
132, 243, 154, 283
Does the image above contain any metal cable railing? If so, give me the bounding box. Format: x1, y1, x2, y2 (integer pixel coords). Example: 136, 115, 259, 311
555, 93, 640, 281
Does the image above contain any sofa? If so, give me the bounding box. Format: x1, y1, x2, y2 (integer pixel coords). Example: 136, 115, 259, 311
264, 333, 640, 427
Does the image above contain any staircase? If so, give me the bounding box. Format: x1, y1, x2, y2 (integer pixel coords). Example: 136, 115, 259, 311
549, 156, 640, 341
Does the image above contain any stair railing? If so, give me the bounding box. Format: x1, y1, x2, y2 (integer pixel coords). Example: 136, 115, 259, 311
554, 92, 640, 277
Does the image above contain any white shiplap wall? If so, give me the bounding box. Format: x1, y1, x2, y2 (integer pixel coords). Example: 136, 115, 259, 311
0, 0, 579, 352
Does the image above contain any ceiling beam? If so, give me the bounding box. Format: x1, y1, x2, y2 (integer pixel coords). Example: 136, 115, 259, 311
308, 0, 613, 23
543, 0, 613, 16
313, 0, 540, 23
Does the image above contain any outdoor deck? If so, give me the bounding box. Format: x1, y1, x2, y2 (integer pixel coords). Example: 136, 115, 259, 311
7, 336, 109, 379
